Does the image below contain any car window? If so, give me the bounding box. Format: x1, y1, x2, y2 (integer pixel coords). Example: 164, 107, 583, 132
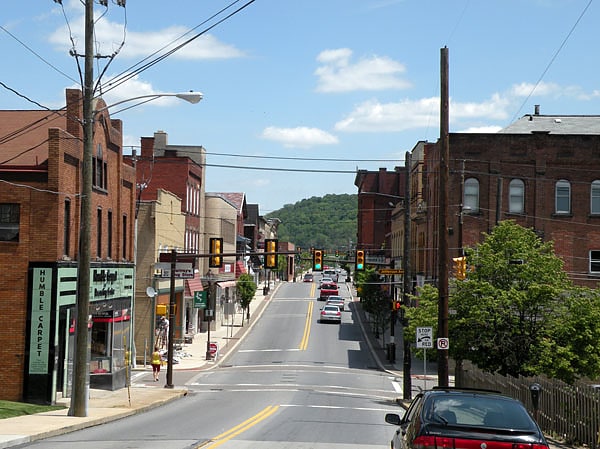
426, 395, 535, 429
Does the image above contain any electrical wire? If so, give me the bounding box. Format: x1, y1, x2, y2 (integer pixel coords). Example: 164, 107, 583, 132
509, 0, 594, 123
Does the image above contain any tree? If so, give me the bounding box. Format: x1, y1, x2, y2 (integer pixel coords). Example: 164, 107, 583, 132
355, 268, 390, 340
406, 220, 600, 384
236, 273, 257, 324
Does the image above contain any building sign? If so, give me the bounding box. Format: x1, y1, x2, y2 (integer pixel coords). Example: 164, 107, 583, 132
155, 262, 194, 279
29, 268, 52, 374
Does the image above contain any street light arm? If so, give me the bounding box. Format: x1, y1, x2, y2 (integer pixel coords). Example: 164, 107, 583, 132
93, 91, 203, 115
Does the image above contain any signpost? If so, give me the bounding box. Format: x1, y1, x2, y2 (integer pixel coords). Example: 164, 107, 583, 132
416, 327, 433, 390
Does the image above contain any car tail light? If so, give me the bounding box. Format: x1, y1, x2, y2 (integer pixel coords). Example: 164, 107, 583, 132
413, 436, 549, 449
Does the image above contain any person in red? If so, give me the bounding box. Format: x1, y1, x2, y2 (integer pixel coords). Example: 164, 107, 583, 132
151, 346, 162, 381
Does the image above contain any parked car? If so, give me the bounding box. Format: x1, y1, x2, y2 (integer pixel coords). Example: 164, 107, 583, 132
319, 305, 341, 323
384, 387, 549, 449
303, 273, 314, 282
325, 295, 345, 311
318, 282, 339, 301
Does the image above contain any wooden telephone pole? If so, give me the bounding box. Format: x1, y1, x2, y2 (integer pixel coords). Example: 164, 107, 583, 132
437, 46, 450, 387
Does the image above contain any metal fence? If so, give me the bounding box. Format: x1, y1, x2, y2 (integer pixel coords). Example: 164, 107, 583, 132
461, 361, 599, 448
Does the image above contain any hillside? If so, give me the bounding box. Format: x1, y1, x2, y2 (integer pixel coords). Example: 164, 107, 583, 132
266, 194, 357, 252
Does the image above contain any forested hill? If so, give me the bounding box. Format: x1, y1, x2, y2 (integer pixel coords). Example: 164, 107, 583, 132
267, 194, 357, 251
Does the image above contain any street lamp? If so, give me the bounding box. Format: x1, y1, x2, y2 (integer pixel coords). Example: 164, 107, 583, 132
69, 86, 203, 415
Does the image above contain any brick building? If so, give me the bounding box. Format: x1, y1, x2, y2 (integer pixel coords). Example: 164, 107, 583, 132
354, 167, 407, 264
414, 110, 600, 288
0, 89, 136, 402
125, 131, 207, 364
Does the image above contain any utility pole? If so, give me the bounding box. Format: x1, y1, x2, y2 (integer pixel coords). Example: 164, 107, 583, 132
69, 0, 94, 417
437, 46, 450, 387
402, 150, 412, 400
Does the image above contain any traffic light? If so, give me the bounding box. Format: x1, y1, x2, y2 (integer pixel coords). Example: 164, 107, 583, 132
392, 300, 402, 311
355, 250, 365, 271
209, 237, 223, 268
265, 239, 278, 269
313, 249, 323, 271
453, 256, 467, 280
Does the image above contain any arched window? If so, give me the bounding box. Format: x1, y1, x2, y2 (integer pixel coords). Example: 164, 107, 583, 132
508, 179, 525, 214
555, 179, 571, 214
591, 180, 600, 215
463, 178, 479, 213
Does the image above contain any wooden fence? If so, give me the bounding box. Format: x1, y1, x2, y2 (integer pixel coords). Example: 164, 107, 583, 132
461, 362, 599, 448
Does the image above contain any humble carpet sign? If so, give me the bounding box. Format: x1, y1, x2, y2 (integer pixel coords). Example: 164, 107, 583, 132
29, 267, 52, 374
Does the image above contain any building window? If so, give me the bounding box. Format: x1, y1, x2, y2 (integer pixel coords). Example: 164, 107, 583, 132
590, 250, 600, 273
0, 203, 20, 242
107, 210, 113, 259
508, 179, 525, 214
97, 208, 102, 258
463, 178, 479, 213
64, 199, 71, 256
122, 215, 127, 260
591, 181, 600, 215
93, 143, 108, 190
555, 179, 571, 214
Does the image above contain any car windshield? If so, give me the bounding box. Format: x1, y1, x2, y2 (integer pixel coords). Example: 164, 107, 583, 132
425, 394, 536, 430
323, 306, 339, 312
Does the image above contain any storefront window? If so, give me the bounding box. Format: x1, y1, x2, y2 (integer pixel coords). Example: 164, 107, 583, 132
89, 307, 131, 375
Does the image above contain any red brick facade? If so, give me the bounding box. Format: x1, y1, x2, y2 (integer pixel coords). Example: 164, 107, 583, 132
420, 132, 600, 288
0, 89, 136, 401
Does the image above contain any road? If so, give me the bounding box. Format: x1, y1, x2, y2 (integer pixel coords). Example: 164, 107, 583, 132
18, 276, 404, 448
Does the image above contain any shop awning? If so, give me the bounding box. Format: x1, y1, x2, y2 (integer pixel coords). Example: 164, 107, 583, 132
185, 276, 204, 297
217, 280, 237, 289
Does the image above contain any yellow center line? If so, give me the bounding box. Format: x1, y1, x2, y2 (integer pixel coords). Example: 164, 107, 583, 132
197, 405, 280, 448
299, 301, 313, 350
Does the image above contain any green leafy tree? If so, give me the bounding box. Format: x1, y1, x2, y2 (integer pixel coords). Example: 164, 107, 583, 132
355, 268, 390, 339
236, 273, 257, 324
406, 220, 600, 384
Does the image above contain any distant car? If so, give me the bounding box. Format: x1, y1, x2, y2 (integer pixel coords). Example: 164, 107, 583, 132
303, 273, 314, 282
319, 282, 339, 301
319, 305, 341, 323
325, 295, 345, 311
319, 276, 333, 285
384, 387, 549, 449
323, 269, 339, 282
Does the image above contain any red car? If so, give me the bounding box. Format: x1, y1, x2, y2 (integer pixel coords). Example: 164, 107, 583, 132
303, 273, 314, 282
319, 282, 339, 301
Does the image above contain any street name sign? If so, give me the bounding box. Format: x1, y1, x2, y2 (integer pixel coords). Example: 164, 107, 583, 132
378, 268, 404, 275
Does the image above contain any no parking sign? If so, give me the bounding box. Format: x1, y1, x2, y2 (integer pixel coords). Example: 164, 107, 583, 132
437, 337, 449, 350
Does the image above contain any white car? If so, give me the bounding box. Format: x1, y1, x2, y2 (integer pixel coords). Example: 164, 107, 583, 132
319, 305, 341, 323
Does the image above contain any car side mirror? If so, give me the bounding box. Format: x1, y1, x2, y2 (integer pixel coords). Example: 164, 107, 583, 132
385, 413, 402, 426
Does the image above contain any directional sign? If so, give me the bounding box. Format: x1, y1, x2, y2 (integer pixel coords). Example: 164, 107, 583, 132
193, 291, 207, 309
378, 268, 404, 275
416, 327, 433, 348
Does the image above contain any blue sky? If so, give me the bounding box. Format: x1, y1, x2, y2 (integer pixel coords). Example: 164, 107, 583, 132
1, 0, 598, 213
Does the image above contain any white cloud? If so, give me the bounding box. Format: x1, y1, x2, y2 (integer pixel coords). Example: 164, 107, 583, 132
315, 48, 411, 93
261, 126, 339, 148
335, 94, 510, 133
48, 6, 243, 60
458, 126, 504, 133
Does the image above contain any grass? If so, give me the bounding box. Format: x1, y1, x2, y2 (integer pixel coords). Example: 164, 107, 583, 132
0, 400, 65, 419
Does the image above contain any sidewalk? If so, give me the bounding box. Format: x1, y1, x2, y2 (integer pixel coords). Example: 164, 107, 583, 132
0, 281, 275, 449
